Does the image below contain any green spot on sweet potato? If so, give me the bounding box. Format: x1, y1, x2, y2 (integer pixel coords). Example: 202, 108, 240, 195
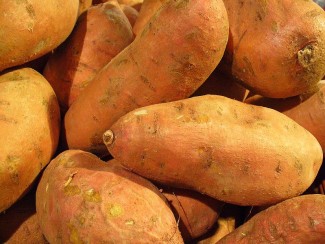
64, 185, 81, 196
108, 203, 124, 217
83, 189, 102, 203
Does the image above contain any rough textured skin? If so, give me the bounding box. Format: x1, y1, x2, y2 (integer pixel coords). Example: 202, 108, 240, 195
0, 68, 60, 212
44, 1, 134, 113
192, 69, 248, 102
221, 0, 325, 98
64, 0, 229, 156
218, 194, 325, 243
246, 82, 325, 150
104, 95, 323, 206
36, 150, 183, 243
161, 187, 224, 241
0, 192, 48, 244
0, 0, 79, 71
133, 0, 168, 36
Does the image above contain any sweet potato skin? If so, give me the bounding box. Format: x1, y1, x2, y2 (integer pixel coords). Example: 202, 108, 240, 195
221, 0, 325, 98
64, 0, 229, 155
36, 150, 183, 243
44, 1, 134, 113
104, 95, 323, 206
0, 68, 60, 212
218, 194, 325, 243
120, 4, 139, 27
0, 0, 79, 71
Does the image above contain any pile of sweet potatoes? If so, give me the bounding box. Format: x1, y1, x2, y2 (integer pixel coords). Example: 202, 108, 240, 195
1, 0, 325, 243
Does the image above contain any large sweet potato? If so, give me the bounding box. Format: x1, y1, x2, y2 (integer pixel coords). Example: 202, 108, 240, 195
0, 0, 79, 71
221, 0, 325, 98
0, 68, 60, 212
44, 1, 134, 113
104, 95, 323, 206
64, 0, 229, 156
36, 150, 183, 243
218, 194, 325, 243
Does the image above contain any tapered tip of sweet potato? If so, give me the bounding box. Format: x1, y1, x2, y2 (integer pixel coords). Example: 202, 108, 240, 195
103, 130, 114, 146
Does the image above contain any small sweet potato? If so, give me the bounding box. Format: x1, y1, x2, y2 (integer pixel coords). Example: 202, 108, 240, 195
44, 1, 134, 113
36, 150, 183, 243
218, 194, 325, 243
64, 0, 229, 155
0, 0, 79, 71
221, 0, 325, 98
104, 95, 323, 206
161, 186, 224, 242
0, 68, 60, 212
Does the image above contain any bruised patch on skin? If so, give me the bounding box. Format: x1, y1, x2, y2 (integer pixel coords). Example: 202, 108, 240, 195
107, 203, 124, 217
83, 188, 102, 203
64, 185, 81, 196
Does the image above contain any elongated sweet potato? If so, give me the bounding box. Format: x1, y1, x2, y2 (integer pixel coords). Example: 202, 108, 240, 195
0, 68, 60, 212
104, 95, 323, 206
44, 1, 134, 113
133, 0, 168, 36
0, 0, 79, 71
64, 0, 229, 155
36, 150, 183, 243
221, 0, 325, 98
218, 194, 325, 243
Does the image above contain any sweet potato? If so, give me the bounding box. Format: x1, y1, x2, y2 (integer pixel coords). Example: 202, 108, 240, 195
36, 150, 183, 243
0, 0, 79, 71
93, 0, 143, 11
64, 0, 229, 156
103, 95, 323, 206
221, 0, 325, 98
120, 4, 139, 27
0, 191, 47, 244
218, 194, 325, 243
246, 81, 325, 150
78, 0, 93, 16
192, 69, 248, 102
160, 186, 224, 241
0, 68, 60, 212
44, 1, 134, 113
133, 0, 168, 36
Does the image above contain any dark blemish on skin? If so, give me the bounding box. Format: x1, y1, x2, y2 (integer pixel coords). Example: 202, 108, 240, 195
269, 223, 279, 239
140, 75, 156, 92
90, 133, 102, 147
275, 162, 282, 174
0, 100, 10, 106
159, 162, 165, 169
115, 58, 128, 67
173, 102, 184, 112
0, 114, 18, 124
175, 0, 190, 9
304, 9, 322, 18
309, 216, 316, 229
92, 115, 99, 122
294, 159, 303, 176
26, 4, 36, 19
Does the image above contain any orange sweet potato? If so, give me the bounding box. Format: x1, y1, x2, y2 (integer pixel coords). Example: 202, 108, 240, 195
0, 68, 60, 212
44, 1, 134, 113
36, 150, 183, 243
133, 0, 168, 36
221, 0, 325, 98
93, 0, 143, 11
218, 194, 325, 243
0, 0, 79, 71
64, 0, 229, 156
104, 95, 323, 206
120, 4, 139, 27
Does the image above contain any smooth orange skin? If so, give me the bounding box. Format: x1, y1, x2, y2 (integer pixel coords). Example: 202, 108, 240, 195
36, 150, 183, 243
133, 0, 168, 36
0, 0, 79, 71
120, 4, 139, 27
162, 187, 224, 241
221, 0, 325, 98
218, 194, 325, 243
0, 68, 60, 212
106, 95, 323, 206
44, 1, 134, 113
64, 0, 229, 156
